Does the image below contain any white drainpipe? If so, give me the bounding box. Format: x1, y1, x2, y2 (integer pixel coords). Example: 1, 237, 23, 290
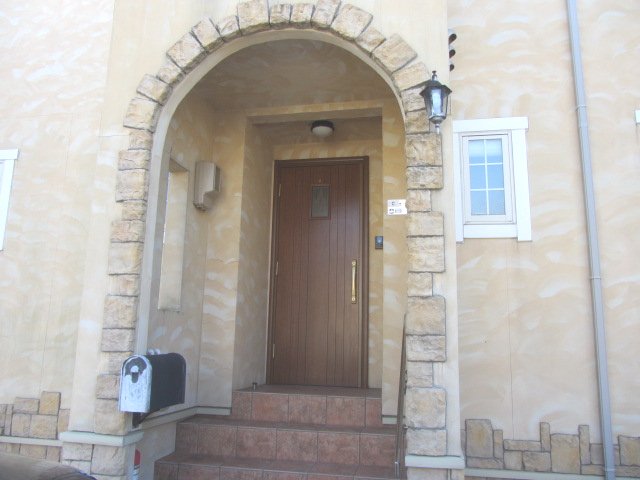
565, 1, 616, 479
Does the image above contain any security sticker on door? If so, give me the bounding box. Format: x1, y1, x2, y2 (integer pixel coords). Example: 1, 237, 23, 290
387, 199, 407, 215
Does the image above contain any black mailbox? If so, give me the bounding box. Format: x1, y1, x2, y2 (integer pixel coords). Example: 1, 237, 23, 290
119, 352, 186, 427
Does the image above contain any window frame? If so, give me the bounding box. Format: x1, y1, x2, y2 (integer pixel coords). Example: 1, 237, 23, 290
0, 148, 19, 251
453, 117, 531, 242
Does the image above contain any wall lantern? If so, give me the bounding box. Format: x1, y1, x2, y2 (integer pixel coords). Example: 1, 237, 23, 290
310, 120, 334, 138
420, 71, 452, 133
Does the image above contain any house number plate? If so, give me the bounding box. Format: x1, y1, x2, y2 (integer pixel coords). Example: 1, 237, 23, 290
387, 199, 407, 215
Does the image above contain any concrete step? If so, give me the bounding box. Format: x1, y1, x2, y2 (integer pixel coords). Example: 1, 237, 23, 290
230, 385, 384, 428
155, 452, 401, 480
175, 415, 396, 467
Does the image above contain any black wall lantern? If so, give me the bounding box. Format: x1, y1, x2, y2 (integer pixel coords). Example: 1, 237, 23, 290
420, 71, 452, 133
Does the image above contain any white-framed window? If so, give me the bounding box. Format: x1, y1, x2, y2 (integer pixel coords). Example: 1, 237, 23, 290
0, 148, 19, 251
453, 117, 531, 241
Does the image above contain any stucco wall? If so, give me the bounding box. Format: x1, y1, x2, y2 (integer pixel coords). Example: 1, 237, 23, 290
450, 0, 640, 441
0, 0, 115, 407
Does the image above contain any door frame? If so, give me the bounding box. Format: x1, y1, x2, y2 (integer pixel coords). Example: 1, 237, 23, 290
266, 156, 369, 387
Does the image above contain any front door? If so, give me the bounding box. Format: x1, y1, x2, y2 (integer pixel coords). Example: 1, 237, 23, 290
268, 158, 367, 387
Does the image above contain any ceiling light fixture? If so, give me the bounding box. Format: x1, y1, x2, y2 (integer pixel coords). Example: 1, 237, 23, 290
310, 120, 334, 138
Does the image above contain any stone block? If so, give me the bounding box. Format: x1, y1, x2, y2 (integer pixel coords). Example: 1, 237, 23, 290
590, 443, 603, 465
108, 242, 143, 275
14, 398, 39, 414
311, 0, 340, 29
58, 409, 70, 435
46, 446, 61, 462
467, 457, 503, 469
406, 296, 445, 335
270, 3, 292, 27
3, 405, 11, 433
39, 392, 60, 415
540, 422, 551, 451
30, 414, 58, 439
407, 211, 444, 237
91, 445, 127, 475
11, 413, 31, 436
104, 295, 138, 328
128, 130, 153, 151
217, 15, 241, 40
108, 274, 140, 297
331, 4, 372, 40
405, 387, 445, 428
406, 166, 443, 190
290, 3, 314, 27
504, 439, 542, 451
406, 361, 433, 388
116, 169, 148, 202
192, 18, 223, 52
167, 32, 206, 72
405, 110, 429, 134
406, 189, 431, 212
582, 464, 604, 475
238, 0, 269, 34
617, 466, 640, 477
407, 272, 433, 297
101, 328, 135, 352
393, 62, 429, 91
94, 400, 127, 435
523, 451, 551, 472
121, 200, 147, 221
372, 34, 417, 74
406, 428, 447, 456
110, 220, 145, 243
136, 74, 170, 105
63, 442, 94, 462
406, 133, 441, 167
407, 468, 447, 480
67, 460, 91, 474
466, 419, 494, 458
620, 435, 640, 466
504, 450, 523, 470
96, 374, 120, 400
356, 26, 385, 54
401, 87, 425, 113
156, 59, 184, 87
579, 425, 590, 464
408, 236, 444, 272
118, 149, 151, 171
20, 444, 47, 459
551, 433, 580, 473
123, 97, 160, 132
101, 352, 133, 375
406, 335, 445, 362
494, 429, 504, 459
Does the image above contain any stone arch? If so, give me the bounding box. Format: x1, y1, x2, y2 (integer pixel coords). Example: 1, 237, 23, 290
99, 0, 447, 463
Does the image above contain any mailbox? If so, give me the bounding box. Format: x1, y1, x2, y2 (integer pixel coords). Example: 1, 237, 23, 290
119, 353, 186, 426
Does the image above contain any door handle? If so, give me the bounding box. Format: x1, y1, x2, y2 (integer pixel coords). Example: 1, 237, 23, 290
351, 260, 357, 303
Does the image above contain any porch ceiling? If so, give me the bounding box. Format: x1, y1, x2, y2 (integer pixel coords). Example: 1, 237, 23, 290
189, 39, 394, 110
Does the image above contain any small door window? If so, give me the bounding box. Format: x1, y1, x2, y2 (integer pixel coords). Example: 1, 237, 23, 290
311, 185, 329, 218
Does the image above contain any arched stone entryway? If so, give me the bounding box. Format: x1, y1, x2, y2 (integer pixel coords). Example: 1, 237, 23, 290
86, 1, 458, 478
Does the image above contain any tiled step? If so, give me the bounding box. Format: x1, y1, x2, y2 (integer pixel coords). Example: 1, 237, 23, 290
175, 416, 396, 467
155, 452, 399, 480
231, 386, 384, 428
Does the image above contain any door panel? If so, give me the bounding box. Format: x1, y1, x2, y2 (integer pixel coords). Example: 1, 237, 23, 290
270, 159, 366, 387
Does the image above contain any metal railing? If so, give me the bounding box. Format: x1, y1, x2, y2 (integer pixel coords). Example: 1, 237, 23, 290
394, 314, 408, 478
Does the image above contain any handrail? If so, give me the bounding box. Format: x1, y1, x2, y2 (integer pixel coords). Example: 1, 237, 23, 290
394, 314, 408, 478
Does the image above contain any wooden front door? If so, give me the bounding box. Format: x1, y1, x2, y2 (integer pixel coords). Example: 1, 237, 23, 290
268, 158, 367, 387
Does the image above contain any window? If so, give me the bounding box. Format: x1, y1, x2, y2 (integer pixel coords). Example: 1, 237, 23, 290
0, 149, 19, 251
453, 118, 531, 241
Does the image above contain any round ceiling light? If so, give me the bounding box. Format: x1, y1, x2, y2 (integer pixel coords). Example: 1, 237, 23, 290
310, 120, 334, 138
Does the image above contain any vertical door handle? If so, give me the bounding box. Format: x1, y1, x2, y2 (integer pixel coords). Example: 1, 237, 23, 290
351, 260, 357, 303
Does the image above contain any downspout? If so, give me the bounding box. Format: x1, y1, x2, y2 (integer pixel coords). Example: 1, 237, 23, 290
565, 1, 616, 479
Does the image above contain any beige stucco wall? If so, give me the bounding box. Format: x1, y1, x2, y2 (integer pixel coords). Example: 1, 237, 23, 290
0, 0, 115, 407
450, 0, 640, 440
